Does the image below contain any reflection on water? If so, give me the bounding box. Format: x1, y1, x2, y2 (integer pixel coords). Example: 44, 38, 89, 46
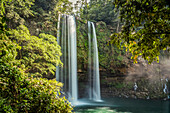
74, 98, 169, 113
76, 107, 132, 113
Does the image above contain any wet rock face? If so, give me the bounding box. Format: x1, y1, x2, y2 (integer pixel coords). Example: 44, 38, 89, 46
78, 57, 170, 100
78, 62, 170, 100
78, 71, 169, 100
99, 58, 170, 100
100, 79, 169, 100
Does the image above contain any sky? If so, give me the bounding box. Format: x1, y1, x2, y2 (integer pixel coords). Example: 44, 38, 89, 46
69, 0, 90, 12
69, 0, 90, 4
69, 0, 77, 4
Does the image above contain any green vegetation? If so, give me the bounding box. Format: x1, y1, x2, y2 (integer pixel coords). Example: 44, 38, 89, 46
85, 0, 118, 24
1, 0, 73, 112
1, 0, 169, 112
110, 0, 170, 64
9, 25, 62, 78
96, 22, 126, 73
28, 0, 73, 36
77, 20, 88, 71
0, 23, 72, 112
0, 63, 72, 112
4, 0, 35, 28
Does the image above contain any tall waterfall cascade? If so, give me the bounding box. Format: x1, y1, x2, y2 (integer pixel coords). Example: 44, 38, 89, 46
88, 21, 101, 101
56, 15, 78, 103
56, 16, 101, 103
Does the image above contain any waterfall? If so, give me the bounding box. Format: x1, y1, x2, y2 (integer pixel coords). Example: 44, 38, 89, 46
88, 21, 101, 101
163, 78, 169, 99
134, 82, 138, 91
56, 14, 61, 81
92, 22, 101, 101
68, 15, 78, 103
88, 21, 92, 100
56, 15, 78, 103
56, 16, 101, 103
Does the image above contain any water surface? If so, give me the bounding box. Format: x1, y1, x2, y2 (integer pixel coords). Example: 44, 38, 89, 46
74, 98, 169, 113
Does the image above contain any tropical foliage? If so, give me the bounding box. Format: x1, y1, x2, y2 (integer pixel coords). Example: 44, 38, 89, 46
0, 0, 73, 112
4, 0, 35, 28
1, 0, 169, 112
9, 25, 62, 78
0, 22, 72, 112
0, 62, 72, 112
77, 0, 118, 25
110, 0, 170, 63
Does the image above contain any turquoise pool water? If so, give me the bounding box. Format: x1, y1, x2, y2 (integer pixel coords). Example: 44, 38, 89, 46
74, 98, 169, 113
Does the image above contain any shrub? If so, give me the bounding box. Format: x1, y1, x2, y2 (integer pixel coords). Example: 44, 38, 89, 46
0, 62, 73, 113
9, 25, 62, 78
0, 22, 73, 112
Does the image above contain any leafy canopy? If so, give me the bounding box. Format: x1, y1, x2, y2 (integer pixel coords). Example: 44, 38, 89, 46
3, 0, 35, 28
78, 0, 118, 24
0, 17, 72, 113
0, 61, 72, 112
1, 0, 73, 112
110, 0, 170, 64
9, 25, 62, 78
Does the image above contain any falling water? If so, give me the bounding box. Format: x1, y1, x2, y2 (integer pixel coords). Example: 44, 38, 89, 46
134, 82, 138, 91
56, 15, 78, 104
163, 78, 169, 99
88, 21, 92, 100
88, 21, 101, 101
68, 15, 78, 103
92, 22, 101, 101
57, 17, 100, 103
56, 14, 61, 81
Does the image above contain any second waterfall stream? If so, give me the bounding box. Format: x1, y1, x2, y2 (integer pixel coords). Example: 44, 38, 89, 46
88, 21, 101, 101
